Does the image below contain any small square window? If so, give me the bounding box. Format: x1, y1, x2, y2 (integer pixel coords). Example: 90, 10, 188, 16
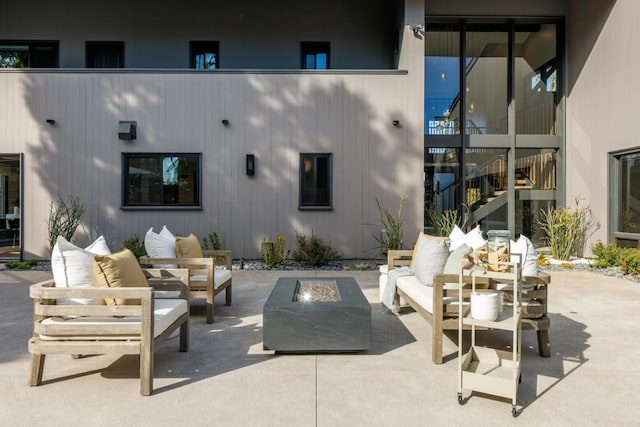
299, 153, 332, 210
190, 41, 219, 69
122, 153, 202, 210
86, 41, 124, 68
301, 42, 330, 69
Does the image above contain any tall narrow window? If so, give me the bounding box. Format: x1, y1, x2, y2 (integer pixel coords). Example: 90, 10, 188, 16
0, 41, 58, 68
190, 41, 219, 69
86, 41, 124, 68
122, 153, 201, 209
299, 153, 332, 210
301, 42, 330, 69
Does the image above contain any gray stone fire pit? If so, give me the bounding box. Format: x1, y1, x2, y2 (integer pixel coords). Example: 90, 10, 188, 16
263, 277, 371, 352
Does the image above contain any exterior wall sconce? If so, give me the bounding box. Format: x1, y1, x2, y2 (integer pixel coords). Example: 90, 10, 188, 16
221, 119, 230, 126
246, 154, 255, 176
392, 120, 401, 127
46, 119, 56, 125
118, 121, 137, 140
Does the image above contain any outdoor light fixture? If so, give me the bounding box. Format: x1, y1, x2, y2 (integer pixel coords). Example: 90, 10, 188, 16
118, 121, 137, 140
392, 120, 401, 127
221, 119, 230, 126
46, 119, 56, 125
246, 154, 255, 176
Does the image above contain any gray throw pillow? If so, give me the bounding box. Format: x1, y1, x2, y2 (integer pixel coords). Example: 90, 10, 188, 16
412, 237, 449, 286
444, 243, 473, 274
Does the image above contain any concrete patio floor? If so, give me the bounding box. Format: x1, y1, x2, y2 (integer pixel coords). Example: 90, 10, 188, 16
1, 268, 639, 426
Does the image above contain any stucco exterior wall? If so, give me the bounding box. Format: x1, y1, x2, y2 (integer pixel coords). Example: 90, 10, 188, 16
566, 0, 633, 248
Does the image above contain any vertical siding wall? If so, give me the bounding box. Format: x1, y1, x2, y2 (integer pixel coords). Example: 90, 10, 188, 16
0, 70, 421, 259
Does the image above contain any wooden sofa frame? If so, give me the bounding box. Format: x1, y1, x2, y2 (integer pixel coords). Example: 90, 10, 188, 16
28, 269, 190, 396
139, 249, 232, 324
388, 249, 551, 364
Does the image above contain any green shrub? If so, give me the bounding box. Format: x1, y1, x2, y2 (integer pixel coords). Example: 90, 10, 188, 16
123, 234, 147, 258
619, 248, 640, 275
591, 242, 620, 268
262, 234, 286, 267
46, 195, 86, 254
201, 231, 222, 250
292, 230, 342, 266
538, 196, 600, 260
4, 260, 37, 270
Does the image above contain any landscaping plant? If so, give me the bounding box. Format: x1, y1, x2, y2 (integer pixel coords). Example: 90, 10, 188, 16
123, 234, 147, 258
426, 204, 469, 237
370, 195, 406, 254
538, 196, 600, 260
262, 234, 286, 267
201, 231, 222, 250
4, 260, 37, 270
292, 230, 342, 266
46, 195, 86, 254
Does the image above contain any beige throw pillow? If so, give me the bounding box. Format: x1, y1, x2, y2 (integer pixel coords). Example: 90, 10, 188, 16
93, 249, 148, 306
412, 236, 449, 286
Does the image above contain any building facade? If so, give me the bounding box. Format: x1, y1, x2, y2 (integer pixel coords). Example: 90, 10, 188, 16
0, 0, 635, 260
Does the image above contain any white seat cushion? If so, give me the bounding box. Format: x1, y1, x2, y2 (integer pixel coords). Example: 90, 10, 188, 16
39, 299, 187, 340
190, 269, 231, 290
396, 275, 434, 314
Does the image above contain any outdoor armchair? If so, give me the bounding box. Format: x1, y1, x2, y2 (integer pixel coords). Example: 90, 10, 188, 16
28, 268, 190, 396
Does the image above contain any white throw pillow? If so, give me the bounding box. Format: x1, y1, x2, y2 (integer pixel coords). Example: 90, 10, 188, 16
510, 235, 539, 276
412, 236, 449, 286
144, 226, 177, 268
449, 225, 487, 251
51, 235, 111, 304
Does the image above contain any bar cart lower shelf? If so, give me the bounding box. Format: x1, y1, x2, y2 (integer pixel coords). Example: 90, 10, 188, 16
457, 261, 522, 417
458, 346, 521, 416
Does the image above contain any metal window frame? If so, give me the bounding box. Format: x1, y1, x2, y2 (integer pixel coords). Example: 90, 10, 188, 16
298, 152, 333, 211
121, 152, 202, 211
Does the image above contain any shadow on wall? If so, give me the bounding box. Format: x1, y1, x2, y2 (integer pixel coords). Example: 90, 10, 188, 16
22, 71, 419, 259
566, 0, 618, 95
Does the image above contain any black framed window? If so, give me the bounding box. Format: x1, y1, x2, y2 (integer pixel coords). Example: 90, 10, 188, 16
299, 153, 332, 210
122, 153, 202, 210
611, 150, 640, 245
301, 42, 330, 69
0, 41, 58, 68
86, 41, 124, 68
190, 41, 219, 69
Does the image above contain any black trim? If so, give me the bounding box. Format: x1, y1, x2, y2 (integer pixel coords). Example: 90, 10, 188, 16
298, 153, 333, 210
86, 41, 124, 68
121, 152, 202, 209
190, 41, 220, 69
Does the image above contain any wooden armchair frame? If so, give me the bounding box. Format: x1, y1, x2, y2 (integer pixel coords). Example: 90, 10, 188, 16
139, 249, 232, 324
388, 249, 551, 364
28, 268, 190, 396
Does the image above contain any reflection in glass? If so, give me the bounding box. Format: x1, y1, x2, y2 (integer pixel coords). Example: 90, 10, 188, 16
515, 24, 557, 134
514, 149, 557, 243
466, 148, 508, 229
617, 152, 640, 233
424, 148, 461, 231
425, 25, 460, 135
125, 154, 199, 206
465, 26, 508, 135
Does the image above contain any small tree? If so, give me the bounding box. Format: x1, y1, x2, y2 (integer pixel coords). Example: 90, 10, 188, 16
47, 195, 86, 254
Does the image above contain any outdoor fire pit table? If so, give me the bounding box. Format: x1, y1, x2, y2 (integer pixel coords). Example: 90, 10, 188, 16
263, 277, 371, 352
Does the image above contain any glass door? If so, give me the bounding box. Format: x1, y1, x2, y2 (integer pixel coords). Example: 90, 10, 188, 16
0, 155, 21, 260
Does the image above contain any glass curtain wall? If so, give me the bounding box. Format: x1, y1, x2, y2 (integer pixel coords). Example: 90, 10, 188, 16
424, 19, 562, 242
